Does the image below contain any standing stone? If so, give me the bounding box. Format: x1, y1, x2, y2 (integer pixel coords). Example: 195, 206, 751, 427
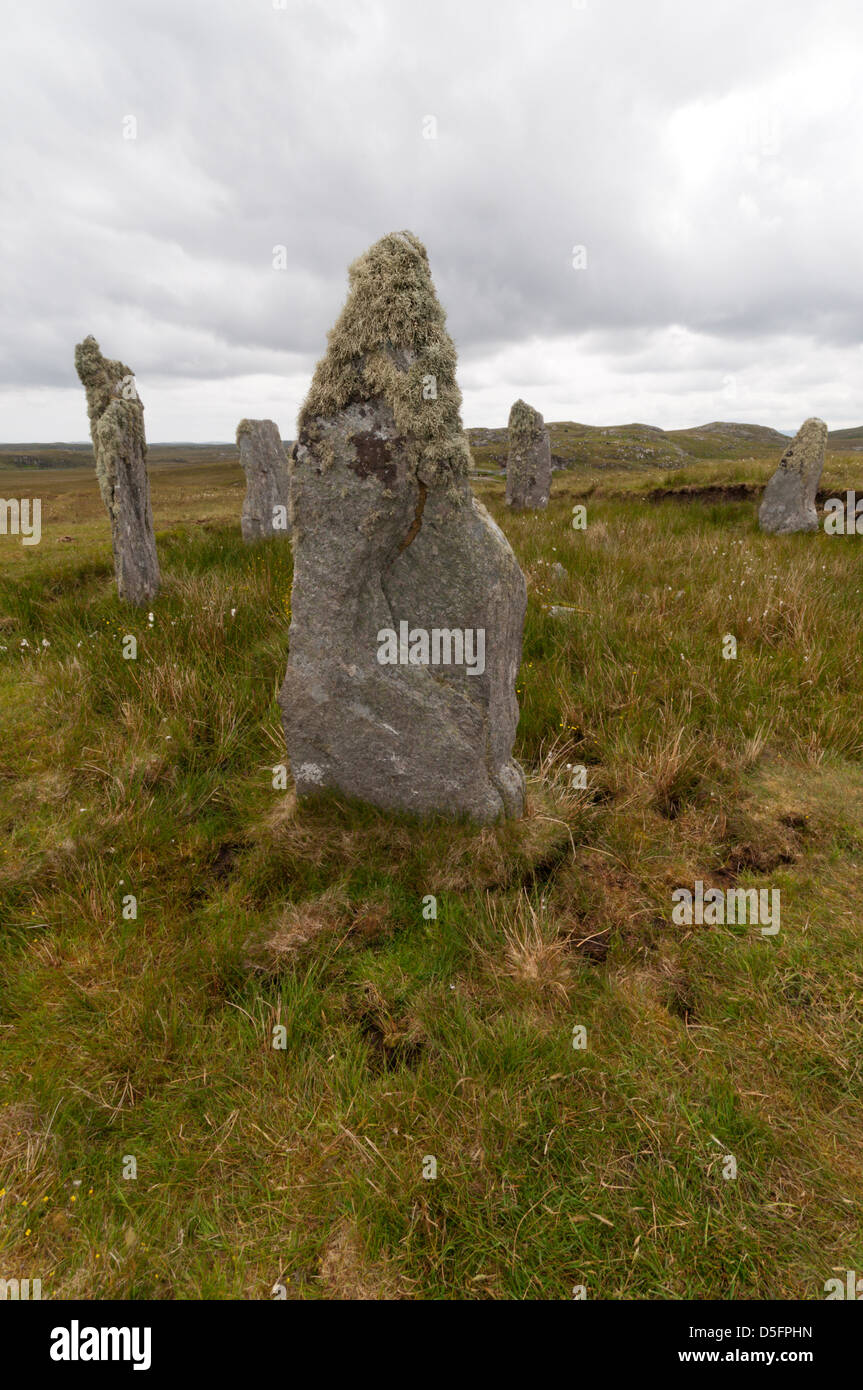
236, 419, 292, 541
74, 336, 160, 605
506, 399, 551, 509
758, 417, 827, 534
279, 231, 526, 824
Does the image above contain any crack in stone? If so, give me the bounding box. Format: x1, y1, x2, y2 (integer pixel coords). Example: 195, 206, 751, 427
397, 478, 427, 554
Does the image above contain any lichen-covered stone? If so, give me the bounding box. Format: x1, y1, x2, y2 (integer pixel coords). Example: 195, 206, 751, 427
759, 417, 827, 534
279, 231, 526, 823
506, 399, 551, 509
236, 419, 292, 541
74, 336, 160, 605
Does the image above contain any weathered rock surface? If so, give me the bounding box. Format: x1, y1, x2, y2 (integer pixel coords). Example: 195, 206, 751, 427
236, 418, 292, 541
506, 399, 551, 509
74, 336, 160, 605
758, 417, 827, 534
279, 230, 526, 823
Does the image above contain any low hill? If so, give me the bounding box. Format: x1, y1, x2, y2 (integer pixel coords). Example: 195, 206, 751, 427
0, 443, 93, 469
667, 421, 790, 457
827, 426, 863, 450
0, 442, 283, 471
468, 420, 800, 474
3, 421, 861, 475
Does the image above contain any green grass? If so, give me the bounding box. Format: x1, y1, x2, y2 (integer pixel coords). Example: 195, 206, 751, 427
2, 459, 863, 1299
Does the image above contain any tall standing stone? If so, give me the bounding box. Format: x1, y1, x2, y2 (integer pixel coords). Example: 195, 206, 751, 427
236, 418, 292, 541
758, 417, 827, 534
506, 399, 551, 509
279, 231, 526, 824
74, 336, 160, 605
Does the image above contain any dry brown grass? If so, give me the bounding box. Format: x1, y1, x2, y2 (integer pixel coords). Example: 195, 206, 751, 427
319, 1220, 412, 1301
0, 1102, 50, 1174
244, 886, 351, 970
245, 887, 399, 973
479, 892, 574, 1004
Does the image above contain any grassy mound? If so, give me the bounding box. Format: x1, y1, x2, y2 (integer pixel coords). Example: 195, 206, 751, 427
2, 457, 863, 1298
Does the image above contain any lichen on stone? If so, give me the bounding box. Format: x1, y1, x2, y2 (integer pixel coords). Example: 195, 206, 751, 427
758, 416, 827, 535
74, 335, 146, 514
299, 231, 471, 485
506, 398, 551, 510
508, 398, 544, 447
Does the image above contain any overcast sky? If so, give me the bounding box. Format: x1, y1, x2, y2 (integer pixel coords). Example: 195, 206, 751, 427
1, 0, 862, 441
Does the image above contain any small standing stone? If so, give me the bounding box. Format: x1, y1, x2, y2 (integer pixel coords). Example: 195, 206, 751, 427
758, 417, 827, 534
506, 400, 551, 509
236, 419, 292, 541
74, 336, 160, 605
279, 231, 526, 824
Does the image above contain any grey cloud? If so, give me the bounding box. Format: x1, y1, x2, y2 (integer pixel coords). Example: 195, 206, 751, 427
1, 0, 862, 435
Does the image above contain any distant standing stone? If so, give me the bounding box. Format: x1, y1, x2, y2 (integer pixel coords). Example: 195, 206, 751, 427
506, 399, 551, 509
74, 336, 160, 605
236, 419, 292, 541
758, 417, 827, 534
279, 230, 527, 824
